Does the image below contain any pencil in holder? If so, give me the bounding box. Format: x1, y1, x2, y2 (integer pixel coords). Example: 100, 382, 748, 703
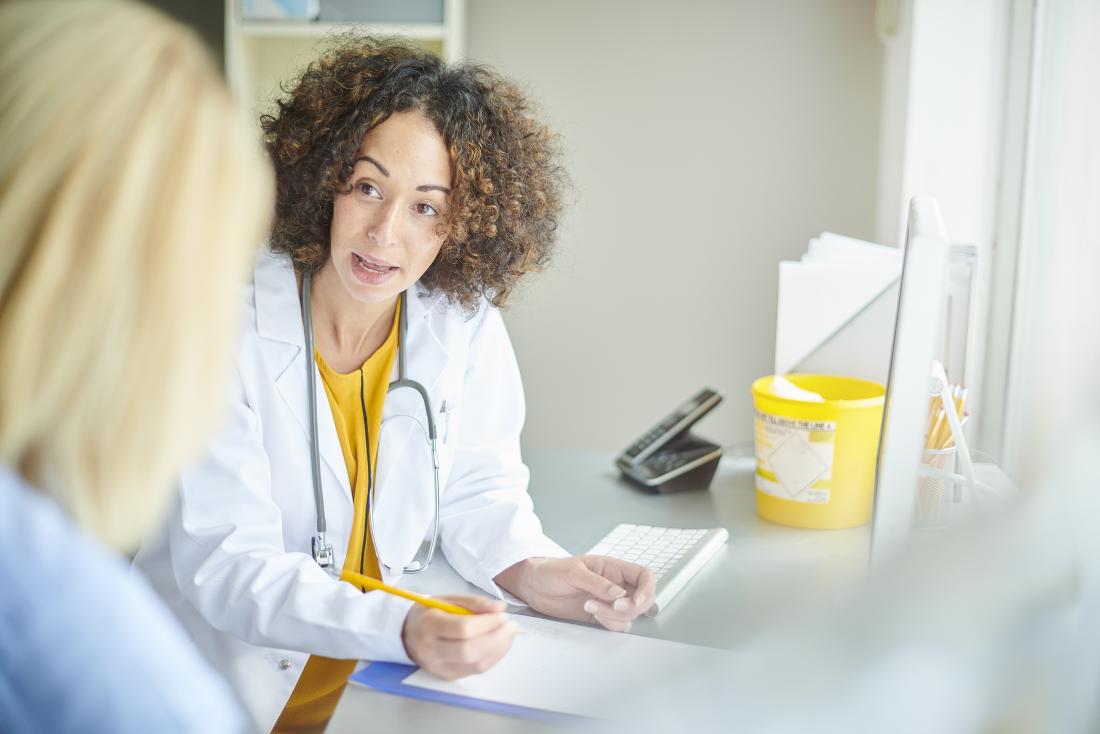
916, 446, 957, 528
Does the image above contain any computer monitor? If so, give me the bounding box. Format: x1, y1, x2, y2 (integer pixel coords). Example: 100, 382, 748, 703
869, 197, 951, 566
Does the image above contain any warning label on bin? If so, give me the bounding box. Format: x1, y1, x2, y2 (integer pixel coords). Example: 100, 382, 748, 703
754, 411, 836, 503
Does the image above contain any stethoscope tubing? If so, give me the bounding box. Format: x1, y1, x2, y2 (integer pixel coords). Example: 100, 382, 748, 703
301, 271, 440, 575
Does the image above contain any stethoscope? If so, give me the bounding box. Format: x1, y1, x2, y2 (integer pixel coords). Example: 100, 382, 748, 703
301, 271, 440, 575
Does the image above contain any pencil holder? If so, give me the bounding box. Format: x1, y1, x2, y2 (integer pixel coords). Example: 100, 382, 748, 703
915, 447, 957, 528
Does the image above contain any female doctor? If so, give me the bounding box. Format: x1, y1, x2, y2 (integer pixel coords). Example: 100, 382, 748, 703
136, 37, 655, 731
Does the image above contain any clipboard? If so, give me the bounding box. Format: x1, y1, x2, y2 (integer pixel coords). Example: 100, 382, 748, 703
350, 662, 588, 724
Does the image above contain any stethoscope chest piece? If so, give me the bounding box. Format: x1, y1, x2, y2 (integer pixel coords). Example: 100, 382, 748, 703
312, 533, 335, 570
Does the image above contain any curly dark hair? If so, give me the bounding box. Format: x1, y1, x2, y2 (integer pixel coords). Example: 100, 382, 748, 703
260, 36, 565, 310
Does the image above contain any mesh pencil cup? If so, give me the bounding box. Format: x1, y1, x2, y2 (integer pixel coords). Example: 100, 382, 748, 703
752, 375, 885, 529
915, 446, 957, 528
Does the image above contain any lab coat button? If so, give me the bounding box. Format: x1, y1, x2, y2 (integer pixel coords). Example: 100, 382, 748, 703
278, 659, 291, 671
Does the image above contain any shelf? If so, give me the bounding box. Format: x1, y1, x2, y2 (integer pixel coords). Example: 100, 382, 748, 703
239, 20, 447, 40
225, 1, 464, 123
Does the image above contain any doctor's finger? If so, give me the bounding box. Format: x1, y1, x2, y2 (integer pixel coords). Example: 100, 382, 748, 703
593, 558, 656, 609
429, 608, 508, 640
600, 558, 656, 601
583, 598, 645, 623
567, 563, 627, 602
627, 567, 657, 608
434, 619, 517, 667
591, 613, 632, 633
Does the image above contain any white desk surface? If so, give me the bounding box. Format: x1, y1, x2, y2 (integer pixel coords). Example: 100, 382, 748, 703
328, 451, 872, 733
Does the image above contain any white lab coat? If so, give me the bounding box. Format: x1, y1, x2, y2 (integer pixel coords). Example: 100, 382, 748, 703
135, 249, 566, 730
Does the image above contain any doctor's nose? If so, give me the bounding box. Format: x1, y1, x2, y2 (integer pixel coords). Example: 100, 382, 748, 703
367, 201, 401, 247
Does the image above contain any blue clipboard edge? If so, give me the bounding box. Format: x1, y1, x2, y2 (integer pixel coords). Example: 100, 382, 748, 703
350, 662, 590, 725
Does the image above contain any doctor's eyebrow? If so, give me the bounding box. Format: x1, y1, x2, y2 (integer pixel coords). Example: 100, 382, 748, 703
353, 155, 451, 195
354, 155, 389, 177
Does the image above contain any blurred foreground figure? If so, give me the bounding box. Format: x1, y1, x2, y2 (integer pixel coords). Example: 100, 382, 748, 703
0, 1, 271, 731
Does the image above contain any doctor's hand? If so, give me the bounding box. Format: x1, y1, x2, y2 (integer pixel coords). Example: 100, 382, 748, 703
495, 556, 656, 632
401, 595, 518, 680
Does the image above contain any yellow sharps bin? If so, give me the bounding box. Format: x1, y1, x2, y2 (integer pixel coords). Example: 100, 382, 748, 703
752, 375, 885, 529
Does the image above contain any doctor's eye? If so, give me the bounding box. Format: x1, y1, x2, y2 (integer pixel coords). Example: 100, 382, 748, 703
356, 182, 381, 198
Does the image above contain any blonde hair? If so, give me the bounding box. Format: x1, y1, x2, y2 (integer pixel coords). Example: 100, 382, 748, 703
0, 1, 272, 550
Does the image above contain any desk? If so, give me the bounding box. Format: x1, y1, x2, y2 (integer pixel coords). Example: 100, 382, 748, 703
328, 451, 871, 733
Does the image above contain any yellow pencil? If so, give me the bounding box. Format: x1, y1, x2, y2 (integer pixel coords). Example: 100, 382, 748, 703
339, 570, 473, 615
925, 395, 941, 441
927, 408, 946, 450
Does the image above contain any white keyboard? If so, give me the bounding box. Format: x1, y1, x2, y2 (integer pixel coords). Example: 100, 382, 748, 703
588, 523, 729, 616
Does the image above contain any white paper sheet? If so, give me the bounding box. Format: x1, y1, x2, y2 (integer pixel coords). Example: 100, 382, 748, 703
774, 231, 902, 377
402, 614, 735, 719
774, 261, 900, 374
804, 232, 901, 265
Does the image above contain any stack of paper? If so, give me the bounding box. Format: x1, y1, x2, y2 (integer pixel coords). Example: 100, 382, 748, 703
775, 233, 902, 384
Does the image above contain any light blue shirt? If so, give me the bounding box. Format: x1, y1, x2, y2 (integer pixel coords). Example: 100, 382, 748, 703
0, 468, 248, 733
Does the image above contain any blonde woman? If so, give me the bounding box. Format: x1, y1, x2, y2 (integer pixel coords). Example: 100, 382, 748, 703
0, 1, 271, 731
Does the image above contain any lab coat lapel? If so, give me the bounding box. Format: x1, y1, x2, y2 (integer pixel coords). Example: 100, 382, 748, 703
253, 251, 352, 500
276, 355, 351, 501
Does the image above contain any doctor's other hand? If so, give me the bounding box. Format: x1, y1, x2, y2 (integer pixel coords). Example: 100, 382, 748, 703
401, 595, 517, 680
495, 556, 656, 632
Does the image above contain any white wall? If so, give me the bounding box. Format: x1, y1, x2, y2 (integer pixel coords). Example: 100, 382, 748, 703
466, 0, 884, 453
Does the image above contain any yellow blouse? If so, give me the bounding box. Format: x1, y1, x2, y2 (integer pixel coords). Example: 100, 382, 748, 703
273, 303, 400, 733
